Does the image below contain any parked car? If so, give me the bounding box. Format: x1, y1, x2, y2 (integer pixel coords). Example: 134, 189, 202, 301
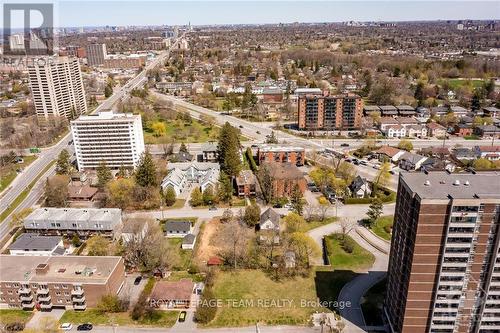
340, 143, 350, 147
360, 160, 368, 166
256, 131, 261, 134
4, 323, 24, 332
77, 323, 93, 331
134, 276, 142, 285
60, 323, 73, 331
345, 158, 352, 163
239, 125, 243, 128
389, 170, 395, 175
209, 206, 217, 211
178, 311, 187, 322
353, 160, 359, 165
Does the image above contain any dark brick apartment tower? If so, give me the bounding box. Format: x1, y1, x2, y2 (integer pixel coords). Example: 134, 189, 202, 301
385, 171, 500, 333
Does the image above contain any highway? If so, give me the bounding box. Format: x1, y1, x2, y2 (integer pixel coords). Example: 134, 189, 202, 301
0, 36, 184, 242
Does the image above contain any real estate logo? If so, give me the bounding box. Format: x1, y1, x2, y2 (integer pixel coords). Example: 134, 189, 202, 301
2, 2, 54, 56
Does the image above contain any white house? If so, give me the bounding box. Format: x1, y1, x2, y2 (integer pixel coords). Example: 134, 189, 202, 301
120, 219, 149, 243
385, 125, 406, 138
165, 221, 193, 238
406, 125, 428, 138
349, 176, 371, 198
161, 168, 188, 196
161, 162, 220, 195
181, 234, 197, 250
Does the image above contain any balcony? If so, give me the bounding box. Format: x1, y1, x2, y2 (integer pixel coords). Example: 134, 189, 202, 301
21, 301, 35, 309
40, 303, 53, 309
36, 288, 49, 295
72, 296, 85, 303
37, 295, 51, 302
18, 287, 31, 294
71, 289, 84, 296
73, 303, 87, 310
20, 295, 33, 302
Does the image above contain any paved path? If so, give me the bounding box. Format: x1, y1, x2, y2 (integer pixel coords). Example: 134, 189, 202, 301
89, 324, 318, 333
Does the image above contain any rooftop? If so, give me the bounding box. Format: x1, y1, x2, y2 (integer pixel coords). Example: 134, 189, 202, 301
400, 171, 500, 200
258, 144, 305, 153
149, 279, 194, 301
0, 255, 123, 284
26, 207, 121, 223
8, 234, 61, 251
72, 111, 140, 123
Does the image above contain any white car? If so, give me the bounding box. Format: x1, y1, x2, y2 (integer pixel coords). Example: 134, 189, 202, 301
60, 323, 73, 331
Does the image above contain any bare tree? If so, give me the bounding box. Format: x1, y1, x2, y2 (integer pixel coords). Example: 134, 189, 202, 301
339, 218, 356, 241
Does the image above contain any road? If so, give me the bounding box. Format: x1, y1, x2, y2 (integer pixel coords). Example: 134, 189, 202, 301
0, 37, 184, 242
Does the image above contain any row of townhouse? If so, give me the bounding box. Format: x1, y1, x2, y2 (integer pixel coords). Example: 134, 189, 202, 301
379, 117, 447, 138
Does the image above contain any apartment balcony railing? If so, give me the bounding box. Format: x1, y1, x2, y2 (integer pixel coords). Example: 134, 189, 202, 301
71, 289, 84, 296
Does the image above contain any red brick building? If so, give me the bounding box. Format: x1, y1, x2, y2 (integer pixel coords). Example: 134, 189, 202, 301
297, 93, 363, 130
235, 170, 257, 197
257, 145, 305, 166
261, 162, 306, 198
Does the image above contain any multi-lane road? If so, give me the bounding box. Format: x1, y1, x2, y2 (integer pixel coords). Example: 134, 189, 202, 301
0, 37, 184, 242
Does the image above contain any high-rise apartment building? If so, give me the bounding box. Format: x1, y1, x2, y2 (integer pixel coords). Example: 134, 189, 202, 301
71, 111, 145, 170
297, 93, 363, 130
28, 57, 87, 121
386, 171, 500, 333
85, 43, 107, 66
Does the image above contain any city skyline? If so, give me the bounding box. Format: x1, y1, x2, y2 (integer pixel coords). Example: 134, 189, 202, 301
3, 1, 500, 29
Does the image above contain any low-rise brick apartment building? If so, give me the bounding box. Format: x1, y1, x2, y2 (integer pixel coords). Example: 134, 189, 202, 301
260, 162, 306, 198
297, 93, 363, 131
0, 255, 125, 311
257, 144, 305, 166
385, 171, 500, 333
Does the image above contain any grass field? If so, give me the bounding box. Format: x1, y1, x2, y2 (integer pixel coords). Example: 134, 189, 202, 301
439, 78, 485, 90
0, 155, 37, 192
0, 309, 33, 325
300, 217, 337, 233
205, 268, 350, 327
167, 270, 205, 282
361, 278, 387, 326
370, 216, 394, 241
143, 118, 220, 144
59, 309, 178, 327
167, 238, 193, 270
325, 234, 375, 271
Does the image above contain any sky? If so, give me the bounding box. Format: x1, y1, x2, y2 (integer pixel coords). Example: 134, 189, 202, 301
3, 1, 500, 28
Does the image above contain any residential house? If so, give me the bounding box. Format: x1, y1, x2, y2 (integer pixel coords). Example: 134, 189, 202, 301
259, 208, 281, 244
165, 221, 193, 238
149, 279, 194, 309
119, 219, 149, 243
23, 208, 122, 237
379, 105, 398, 117
0, 255, 125, 311
385, 124, 406, 138
181, 234, 196, 250
406, 125, 428, 138
67, 184, 98, 202
426, 122, 447, 137
349, 176, 371, 198
450, 106, 469, 117
452, 148, 477, 161
474, 125, 499, 138
257, 145, 305, 166
8, 234, 66, 256
431, 106, 450, 116
454, 123, 473, 137
374, 146, 405, 163
160, 168, 187, 196
200, 142, 218, 162
483, 106, 500, 118
363, 105, 380, 116
235, 170, 256, 197
171, 151, 193, 163
161, 162, 220, 195
397, 105, 416, 117
379, 117, 400, 132
260, 162, 307, 198
398, 152, 428, 171
420, 147, 450, 158
473, 146, 500, 161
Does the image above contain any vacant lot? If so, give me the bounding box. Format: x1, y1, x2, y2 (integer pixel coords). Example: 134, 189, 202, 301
59, 309, 178, 327
325, 234, 375, 272
0, 309, 33, 325
143, 118, 219, 144
206, 269, 338, 327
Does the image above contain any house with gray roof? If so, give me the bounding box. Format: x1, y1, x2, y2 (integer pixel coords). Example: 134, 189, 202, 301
259, 208, 280, 231
398, 152, 428, 171
181, 234, 197, 249
165, 221, 193, 238
161, 162, 220, 195
23, 208, 122, 236
201, 142, 218, 162
8, 234, 66, 256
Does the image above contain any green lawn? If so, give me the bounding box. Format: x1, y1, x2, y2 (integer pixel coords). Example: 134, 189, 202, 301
165, 199, 186, 209
300, 217, 337, 233
440, 78, 485, 90
361, 278, 387, 326
0, 155, 37, 192
325, 234, 375, 272
144, 118, 220, 144
206, 269, 334, 327
59, 309, 178, 327
370, 216, 394, 241
0, 309, 33, 325
167, 270, 205, 283
167, 238, 193, 270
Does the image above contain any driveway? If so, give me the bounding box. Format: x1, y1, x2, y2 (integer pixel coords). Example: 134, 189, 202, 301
25, 308, 65, 329
119, 274, 147, 308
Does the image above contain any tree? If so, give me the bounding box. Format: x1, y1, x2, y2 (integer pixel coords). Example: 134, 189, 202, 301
117, 164, 128, 178
97, 160, 112, 188
97, 294, 124, 313
217, 122, 241, 178
179, 142, 188, 153
374, 162, 391, 189
86, 235, 109, 256
71, 234, 82, 247
195, 288, 218, 324
339, 218, 356, 241
56, 149, 71, 175
135, 151, 157, 187
151, 121, 167, 137
473, 158, 493, 170
44, 175, 69, 207
216, 218, 251, 269
367, 198, 383, 224
217, 171, 233, 204
414, 81, 425, 106
288, 232, 321, 267
258, 164, 275, 204
244, 204, 261, 227
397, 139, 413, 152
105, 178, 135, 209
202, 186, 215, 206
283, 213, 306, 233
221, 209, 234, 224
190, 187, 203, 207
104, 84, 113, 98
290, 184, 304, 215
164, 186, 177, 206
266, 131, 279, 144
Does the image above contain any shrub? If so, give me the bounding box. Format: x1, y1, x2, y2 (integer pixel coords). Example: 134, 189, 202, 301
341, 237, 355, 254
246, 148, 258, 171
97, 294, 125, 313
194, 288, 217, 324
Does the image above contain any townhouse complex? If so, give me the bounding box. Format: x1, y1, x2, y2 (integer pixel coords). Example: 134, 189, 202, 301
386, 171, 500, 333
28, 57, 87, 121
0, 255, 125, 311
71, 111, 145, 170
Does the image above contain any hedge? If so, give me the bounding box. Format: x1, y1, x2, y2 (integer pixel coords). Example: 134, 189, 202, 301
246, 147, 258, 172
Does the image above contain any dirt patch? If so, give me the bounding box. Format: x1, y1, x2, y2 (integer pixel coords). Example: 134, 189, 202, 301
196, 218, 221, 263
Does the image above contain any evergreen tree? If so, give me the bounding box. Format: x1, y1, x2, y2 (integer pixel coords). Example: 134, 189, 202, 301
179, 142, 188, 153
367, 198, 383, 224
471, 92, 481, 111
117, 164, 128, 178
243, 204, 261, 227
164, 186, 177, 207
414, 82, 425, 106
202, 186, 215, 206
190, 187, 203, 207
56, 149, 71, 175
135, 151, 157, 187
217, 122, 241, 178
97, 160, 112, 188
217, 171, 233, 204
290, 184, 304, 216
265, 131, 278, 144
104, 84, 113, 98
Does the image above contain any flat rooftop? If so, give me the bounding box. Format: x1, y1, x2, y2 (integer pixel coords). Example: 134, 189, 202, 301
400, 171, 500, 200
26, 207, 121, 223
258, 144, 305, 153
0, 255, 122, 284
8, 234, 61, 251
73, 111, 140, 122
